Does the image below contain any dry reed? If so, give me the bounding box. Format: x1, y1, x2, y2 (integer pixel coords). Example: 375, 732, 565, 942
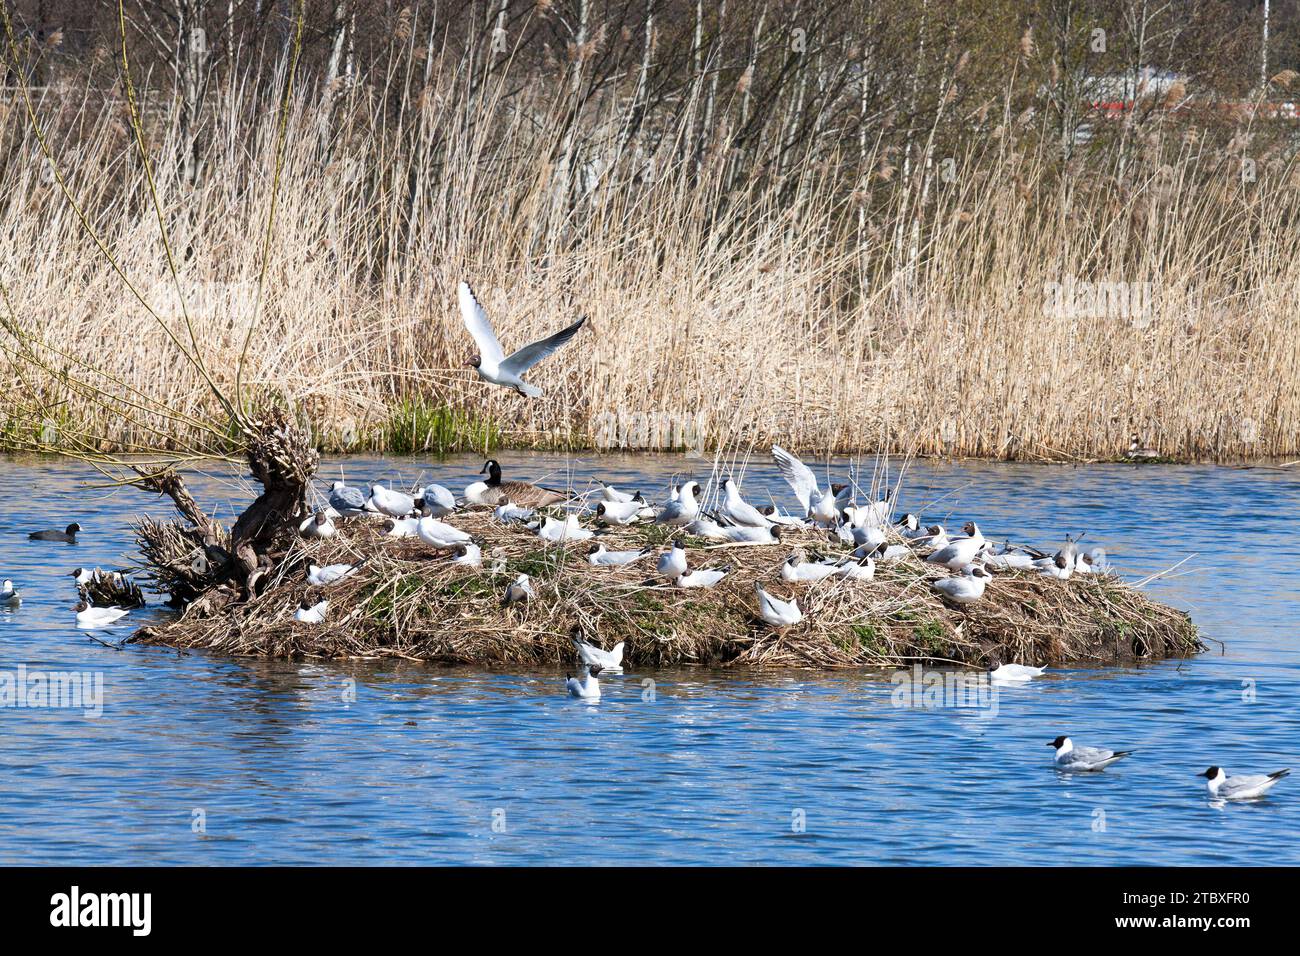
3, 11, 1297, 462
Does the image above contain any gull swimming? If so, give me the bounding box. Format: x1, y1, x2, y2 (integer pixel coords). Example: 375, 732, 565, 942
1199, 766, 1289, 801
459, 280, 587, 397
719, 478, 771, 528
931, 563, 990, 603
566, 663, 603, 699
294, 598, 329, 624
1, 579, 20, 607
29, 523, 81, 543
988, 658, 1047, 682
573, 631, 625, 672
1049, 736, 1135, 771
328, 481, 368, 517
587, 543, 652, 566
308, 562, 363, 587
755, 581, 802, 628
74, 601, 128, 628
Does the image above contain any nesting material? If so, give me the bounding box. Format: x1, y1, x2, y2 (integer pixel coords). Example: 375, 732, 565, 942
130, 511, 1201, 669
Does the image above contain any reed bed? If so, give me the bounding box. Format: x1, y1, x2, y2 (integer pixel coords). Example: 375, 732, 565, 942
3, 6, 1298, 462
130, 509, 1200, 669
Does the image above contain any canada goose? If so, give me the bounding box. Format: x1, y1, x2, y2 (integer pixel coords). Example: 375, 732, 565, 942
474, 459, 567, 508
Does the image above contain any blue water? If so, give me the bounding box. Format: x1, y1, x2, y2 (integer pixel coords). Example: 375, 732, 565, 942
1, 453, 1297, 865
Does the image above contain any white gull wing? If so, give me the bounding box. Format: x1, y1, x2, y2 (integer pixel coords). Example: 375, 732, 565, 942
458, 281, 506, 367
771, 445, 820, 515
500, 315, 588, 378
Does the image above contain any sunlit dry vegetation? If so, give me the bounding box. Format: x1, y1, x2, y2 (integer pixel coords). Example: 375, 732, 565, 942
1, 0, 1298, 460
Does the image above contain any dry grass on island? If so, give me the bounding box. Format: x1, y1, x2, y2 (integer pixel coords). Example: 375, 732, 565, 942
130, 491, 1201, 671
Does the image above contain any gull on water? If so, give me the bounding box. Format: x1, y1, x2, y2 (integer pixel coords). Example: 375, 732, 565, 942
74, 602, 128, 629
988, 658, 1047, 682
459, 280, 587, 398
1, 579, 20, 607
573, 630, 625, 672
566, 664, 603, 699
1049, 736, 1135, 772
1200, 766, 1289, 801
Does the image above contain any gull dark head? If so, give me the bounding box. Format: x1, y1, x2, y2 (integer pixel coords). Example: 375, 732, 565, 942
1200, 766, 1222, 779
671, 536, 685, 549
74, 600, 89, 613
1049, 736, 1069, 748
987, 656, 1002, 669
299, 598, 315, 610
963, 521, 977, 536
68, 568, 83, 578
586, 543, 603, 555
465, 353, 481, 369
315, 513, 329, 526
927, 525, 942, 536
589, 665, 604, 677
596, 503, 607, 516
770, 525, 783, 541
